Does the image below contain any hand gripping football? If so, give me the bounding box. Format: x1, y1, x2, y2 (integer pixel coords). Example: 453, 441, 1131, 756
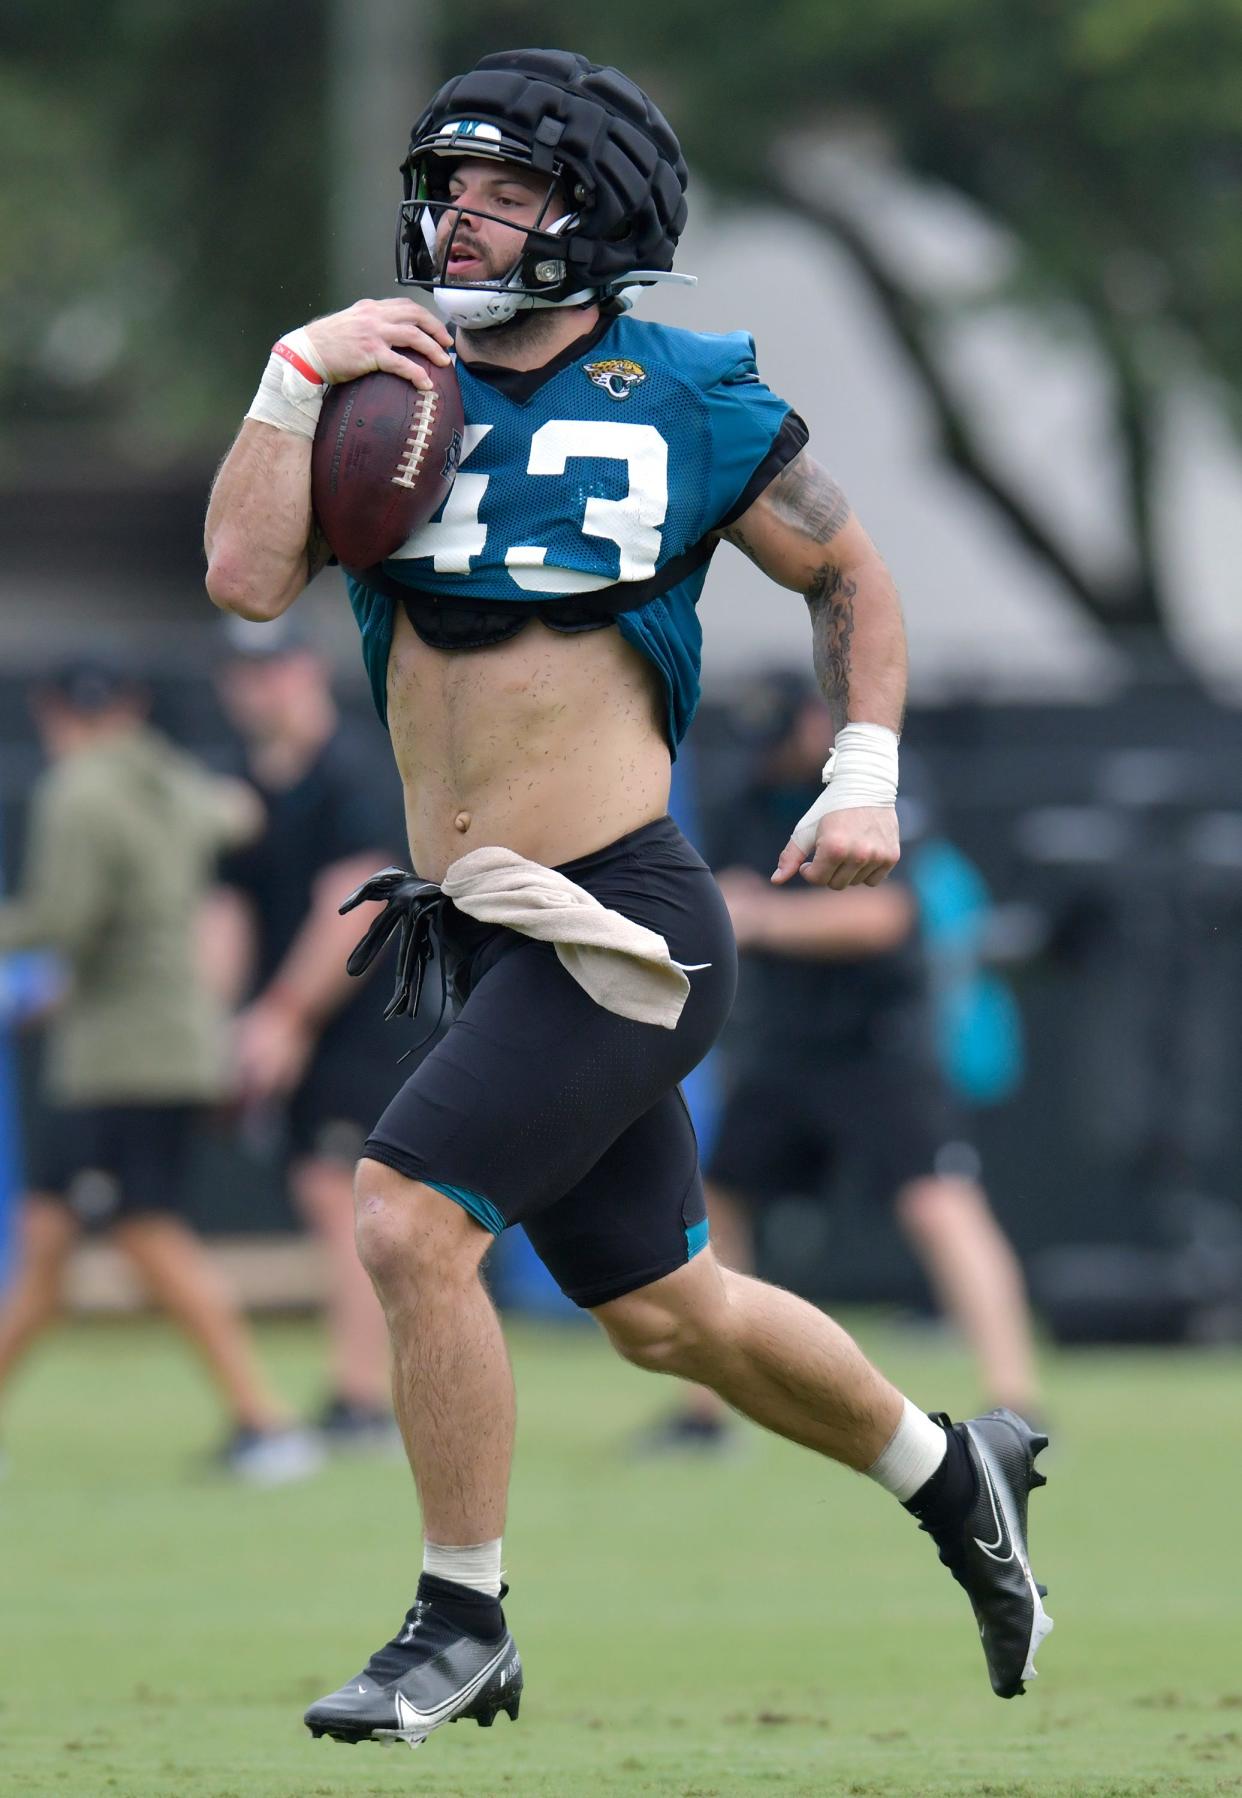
310, 351, 465, 569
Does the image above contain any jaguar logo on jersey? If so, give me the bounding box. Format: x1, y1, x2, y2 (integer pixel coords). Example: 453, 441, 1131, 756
585, 358, 647, 402
441, 428, 463, 481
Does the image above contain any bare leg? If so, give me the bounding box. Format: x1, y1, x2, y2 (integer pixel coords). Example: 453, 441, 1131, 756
291, 1154, 390, 1408
111, 1214, 288, 1431
597, 1248, 902, 1469
0, 1197, 78, 1396
895, 1175, 1041, 1414
354, 1159, 513, 1542
679, 1180, 755, 1425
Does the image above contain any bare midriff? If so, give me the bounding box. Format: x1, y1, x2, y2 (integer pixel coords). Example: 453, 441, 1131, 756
386, 607, 673, 882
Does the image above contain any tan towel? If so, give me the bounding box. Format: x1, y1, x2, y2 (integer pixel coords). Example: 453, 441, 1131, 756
441, 845, 707, 1029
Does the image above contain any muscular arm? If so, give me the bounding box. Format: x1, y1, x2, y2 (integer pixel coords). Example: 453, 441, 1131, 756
719, 452, 907, 737
204, 298, 454, 622
717, 452, 906, 889
204, 423, 328, 622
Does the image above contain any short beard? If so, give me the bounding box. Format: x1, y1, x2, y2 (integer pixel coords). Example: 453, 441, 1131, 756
458, 304, 591, 361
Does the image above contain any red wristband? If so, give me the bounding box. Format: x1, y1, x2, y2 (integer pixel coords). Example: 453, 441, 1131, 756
271, 339, 324, 386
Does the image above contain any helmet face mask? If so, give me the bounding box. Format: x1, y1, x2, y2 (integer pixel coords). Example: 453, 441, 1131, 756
397, 159, 582, 303
394, 50, 693, 328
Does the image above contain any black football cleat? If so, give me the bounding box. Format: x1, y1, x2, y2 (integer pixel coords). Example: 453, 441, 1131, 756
304, 1585, 522, 1749
923, 1409, 1053, 1699
313, 1395, 403, 1457
629, 1409, 743, 1459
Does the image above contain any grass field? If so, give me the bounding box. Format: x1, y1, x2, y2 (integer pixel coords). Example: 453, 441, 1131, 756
1, 1312, 1239, 1798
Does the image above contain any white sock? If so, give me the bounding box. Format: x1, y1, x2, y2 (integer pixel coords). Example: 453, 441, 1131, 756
422, 1538, 503, 1598
864, 1398, 947, 1502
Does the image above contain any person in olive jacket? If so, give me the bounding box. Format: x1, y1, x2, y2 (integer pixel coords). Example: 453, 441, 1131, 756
0, 659, 320, 1485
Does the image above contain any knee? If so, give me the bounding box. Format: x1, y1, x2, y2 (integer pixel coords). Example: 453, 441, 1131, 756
19, 1269, 64, 1325
353, 1159, 487, 1293
17, 1207, 74, 1314
895, 1174, 979, 1236
597, 1281, 724, 1379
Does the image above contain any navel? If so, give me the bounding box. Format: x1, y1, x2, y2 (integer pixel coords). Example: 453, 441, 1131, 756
454, 811, 472, 834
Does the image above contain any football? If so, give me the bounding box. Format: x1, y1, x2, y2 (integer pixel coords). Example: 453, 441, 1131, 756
310, 350, 464, 569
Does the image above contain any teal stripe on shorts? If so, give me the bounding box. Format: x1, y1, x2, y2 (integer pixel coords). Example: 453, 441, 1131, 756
685, 1218, 710, 1259
426, 1179, 506, 1237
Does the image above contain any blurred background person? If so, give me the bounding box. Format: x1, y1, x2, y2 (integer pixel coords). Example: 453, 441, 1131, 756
209, 617, 409, 1450
643, 671, 1041, 1452
0, 659, 321, 1483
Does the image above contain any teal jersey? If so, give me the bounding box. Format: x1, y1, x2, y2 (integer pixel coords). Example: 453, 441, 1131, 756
346, 313, 804, 750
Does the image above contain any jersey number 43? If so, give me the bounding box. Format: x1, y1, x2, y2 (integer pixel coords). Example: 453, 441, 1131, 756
391, 420, 669, 592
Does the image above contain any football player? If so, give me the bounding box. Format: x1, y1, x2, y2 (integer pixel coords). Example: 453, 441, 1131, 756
205, 48, 1052, 1750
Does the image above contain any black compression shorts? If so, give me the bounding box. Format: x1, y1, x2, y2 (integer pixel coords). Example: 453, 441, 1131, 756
26, 1101, 203, 1229
707, 1046, 980, 1206
362, 817, 738, 1308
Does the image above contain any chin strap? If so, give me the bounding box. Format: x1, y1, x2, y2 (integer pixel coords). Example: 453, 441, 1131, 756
428, 283, 597, 329
417, 267, 698, 331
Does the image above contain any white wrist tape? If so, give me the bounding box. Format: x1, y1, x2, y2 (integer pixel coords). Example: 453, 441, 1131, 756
245, 329, 329, 438
792, 722, 900, 856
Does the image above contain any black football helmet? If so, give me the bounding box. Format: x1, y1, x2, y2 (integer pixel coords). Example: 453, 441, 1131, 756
396, 48, 693, 327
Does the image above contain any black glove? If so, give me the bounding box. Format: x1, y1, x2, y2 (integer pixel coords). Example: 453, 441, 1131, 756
339, 867, 447, 1022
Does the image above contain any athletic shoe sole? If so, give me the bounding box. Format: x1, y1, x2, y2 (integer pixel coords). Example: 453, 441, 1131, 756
308, 1695, 521, 1749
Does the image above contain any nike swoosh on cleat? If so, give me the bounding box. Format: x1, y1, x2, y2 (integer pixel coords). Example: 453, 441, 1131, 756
972, 1452, 1016, 1563
391, 1641, 511, 1733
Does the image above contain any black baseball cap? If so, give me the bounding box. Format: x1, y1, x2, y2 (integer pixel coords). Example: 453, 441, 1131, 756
38, 657, 143, 713
725, 667, 821, 749
218, 614, 313, 660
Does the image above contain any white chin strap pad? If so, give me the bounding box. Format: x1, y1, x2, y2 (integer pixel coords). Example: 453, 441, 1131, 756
430, 282, 597, 329
432, 285, 524, 328
791, 723, 900, 856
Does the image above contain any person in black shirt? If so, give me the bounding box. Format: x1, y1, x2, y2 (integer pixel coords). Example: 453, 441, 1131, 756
212, 620, 410, 1447
645, 673, 1041, 1450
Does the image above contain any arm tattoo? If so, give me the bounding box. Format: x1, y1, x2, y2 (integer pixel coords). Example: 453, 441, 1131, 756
719, 459, 850, 564
724, 453, 859, 728
721, 522, 758, 560
807, 563, 856, 734
766, 454, 852, 546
